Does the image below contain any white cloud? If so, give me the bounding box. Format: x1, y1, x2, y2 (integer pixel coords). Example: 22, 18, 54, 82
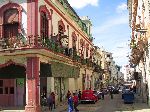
68, 0, 99, 9
92, 11, 130, 66
116, 3, 127, 14
93, 15, 128, 35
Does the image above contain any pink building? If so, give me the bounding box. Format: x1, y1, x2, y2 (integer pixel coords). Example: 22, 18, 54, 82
0, 0, 94, 111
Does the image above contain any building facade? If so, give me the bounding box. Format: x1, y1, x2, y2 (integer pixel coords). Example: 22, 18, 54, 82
127, 0, 150, 106
92, 46, 103, 90
0, 0, 95, 111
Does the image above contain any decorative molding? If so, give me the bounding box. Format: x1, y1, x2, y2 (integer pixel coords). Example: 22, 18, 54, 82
0, 2, 22, 37
39, 5, 51, 20
58, 19, 66, 32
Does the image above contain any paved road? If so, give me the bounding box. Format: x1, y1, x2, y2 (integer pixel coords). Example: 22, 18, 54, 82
1, 94, 150, 112
66, 94, 150, 112
76, 94, 120, 112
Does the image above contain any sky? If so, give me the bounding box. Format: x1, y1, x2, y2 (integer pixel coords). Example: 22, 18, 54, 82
68, 0, 131, 67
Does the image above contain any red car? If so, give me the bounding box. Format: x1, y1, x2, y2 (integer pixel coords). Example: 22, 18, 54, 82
81, 90, 98, 103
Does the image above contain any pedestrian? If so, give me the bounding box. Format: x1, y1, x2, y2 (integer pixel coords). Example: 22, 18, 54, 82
133, 86, 136, 93
68, 93, 74, 112
51, 92, 56, 109
41, 89, 47, 99
75, 90, 78, 95
109, 89, 113, 99
66, 90, 71, 99
41, 89, 47, 106
73, 93, 79, 112
102, 89, 105, 100
47, 93, 53, 111
78, 90, 82, 101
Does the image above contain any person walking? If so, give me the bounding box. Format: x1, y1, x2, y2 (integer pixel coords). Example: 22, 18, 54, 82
75, 90, 78, 95
47, 93, 53, 111
78, 90, 82, 101
109, 89, 113, 99
51, 92, 56, 109
68, 93, 74, 112
66, 90, 71, 99
102, 89, 105, 100
73, 93, 79, 112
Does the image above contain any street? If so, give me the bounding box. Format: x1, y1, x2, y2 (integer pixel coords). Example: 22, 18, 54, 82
60, 94, 150, 112
1, 93, 150, 112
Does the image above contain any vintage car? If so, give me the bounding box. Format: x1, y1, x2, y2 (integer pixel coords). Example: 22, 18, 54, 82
81, 90, 98, 103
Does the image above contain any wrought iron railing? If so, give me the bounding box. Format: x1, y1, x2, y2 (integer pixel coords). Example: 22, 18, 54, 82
0, 34, 94, 67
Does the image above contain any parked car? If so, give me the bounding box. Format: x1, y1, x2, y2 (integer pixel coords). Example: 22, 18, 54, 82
107, 86, 119, 94
81, 90, 98, 103
93, 90, 102, 99
122, 84, 132, 94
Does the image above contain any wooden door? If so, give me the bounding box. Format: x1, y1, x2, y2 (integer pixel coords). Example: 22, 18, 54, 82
3, 23, 19, 47
0, 79, 15, 107
4, 23, 18, 38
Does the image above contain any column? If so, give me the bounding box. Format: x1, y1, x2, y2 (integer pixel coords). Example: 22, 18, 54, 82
25, 57, 40, 112
47, 77, 54, 93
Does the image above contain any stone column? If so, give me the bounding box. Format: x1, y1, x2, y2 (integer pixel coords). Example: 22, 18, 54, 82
47, 77, 54, 93
25, 57, 40, 112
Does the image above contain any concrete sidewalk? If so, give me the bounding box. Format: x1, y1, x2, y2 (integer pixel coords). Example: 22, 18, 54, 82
0, 101, 68, 112
41, 101, 68, 112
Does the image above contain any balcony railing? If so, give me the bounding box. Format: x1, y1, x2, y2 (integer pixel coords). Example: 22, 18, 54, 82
0, 34, 94, 66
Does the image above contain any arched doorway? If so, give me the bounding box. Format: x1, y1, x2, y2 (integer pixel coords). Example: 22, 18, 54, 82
0, 64, 26, 107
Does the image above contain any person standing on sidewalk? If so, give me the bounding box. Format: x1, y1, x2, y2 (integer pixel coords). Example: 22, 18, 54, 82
47, 93, 53, 111
73, 93, 79, 112
109, 89, 113, 99
78, 90, 82, 101
68, 93, 74, 112
51, 92, 56, 109
67, 90, 71, 99
102, 89, 105, 100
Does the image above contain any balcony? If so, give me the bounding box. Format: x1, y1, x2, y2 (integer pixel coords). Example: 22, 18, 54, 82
130, 31, 148, 65
0, 34, 94, 67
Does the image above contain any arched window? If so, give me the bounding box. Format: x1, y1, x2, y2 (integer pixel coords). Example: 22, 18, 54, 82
58, 25, 64, 37
39, 5, 51, 38
80, 39, 85, 58
0, 3, 22, 39
90, 48, 93, 60
58, 20, 65, 47
40, 11, 49, 38
3, 8, 19, 39
86, 44, 89, 57
72, 32, 77, 49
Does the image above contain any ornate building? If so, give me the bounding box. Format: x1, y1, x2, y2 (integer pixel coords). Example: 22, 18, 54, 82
92, 46, 103, 90
127, 0, 150, 106
0, 0, 95, 111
